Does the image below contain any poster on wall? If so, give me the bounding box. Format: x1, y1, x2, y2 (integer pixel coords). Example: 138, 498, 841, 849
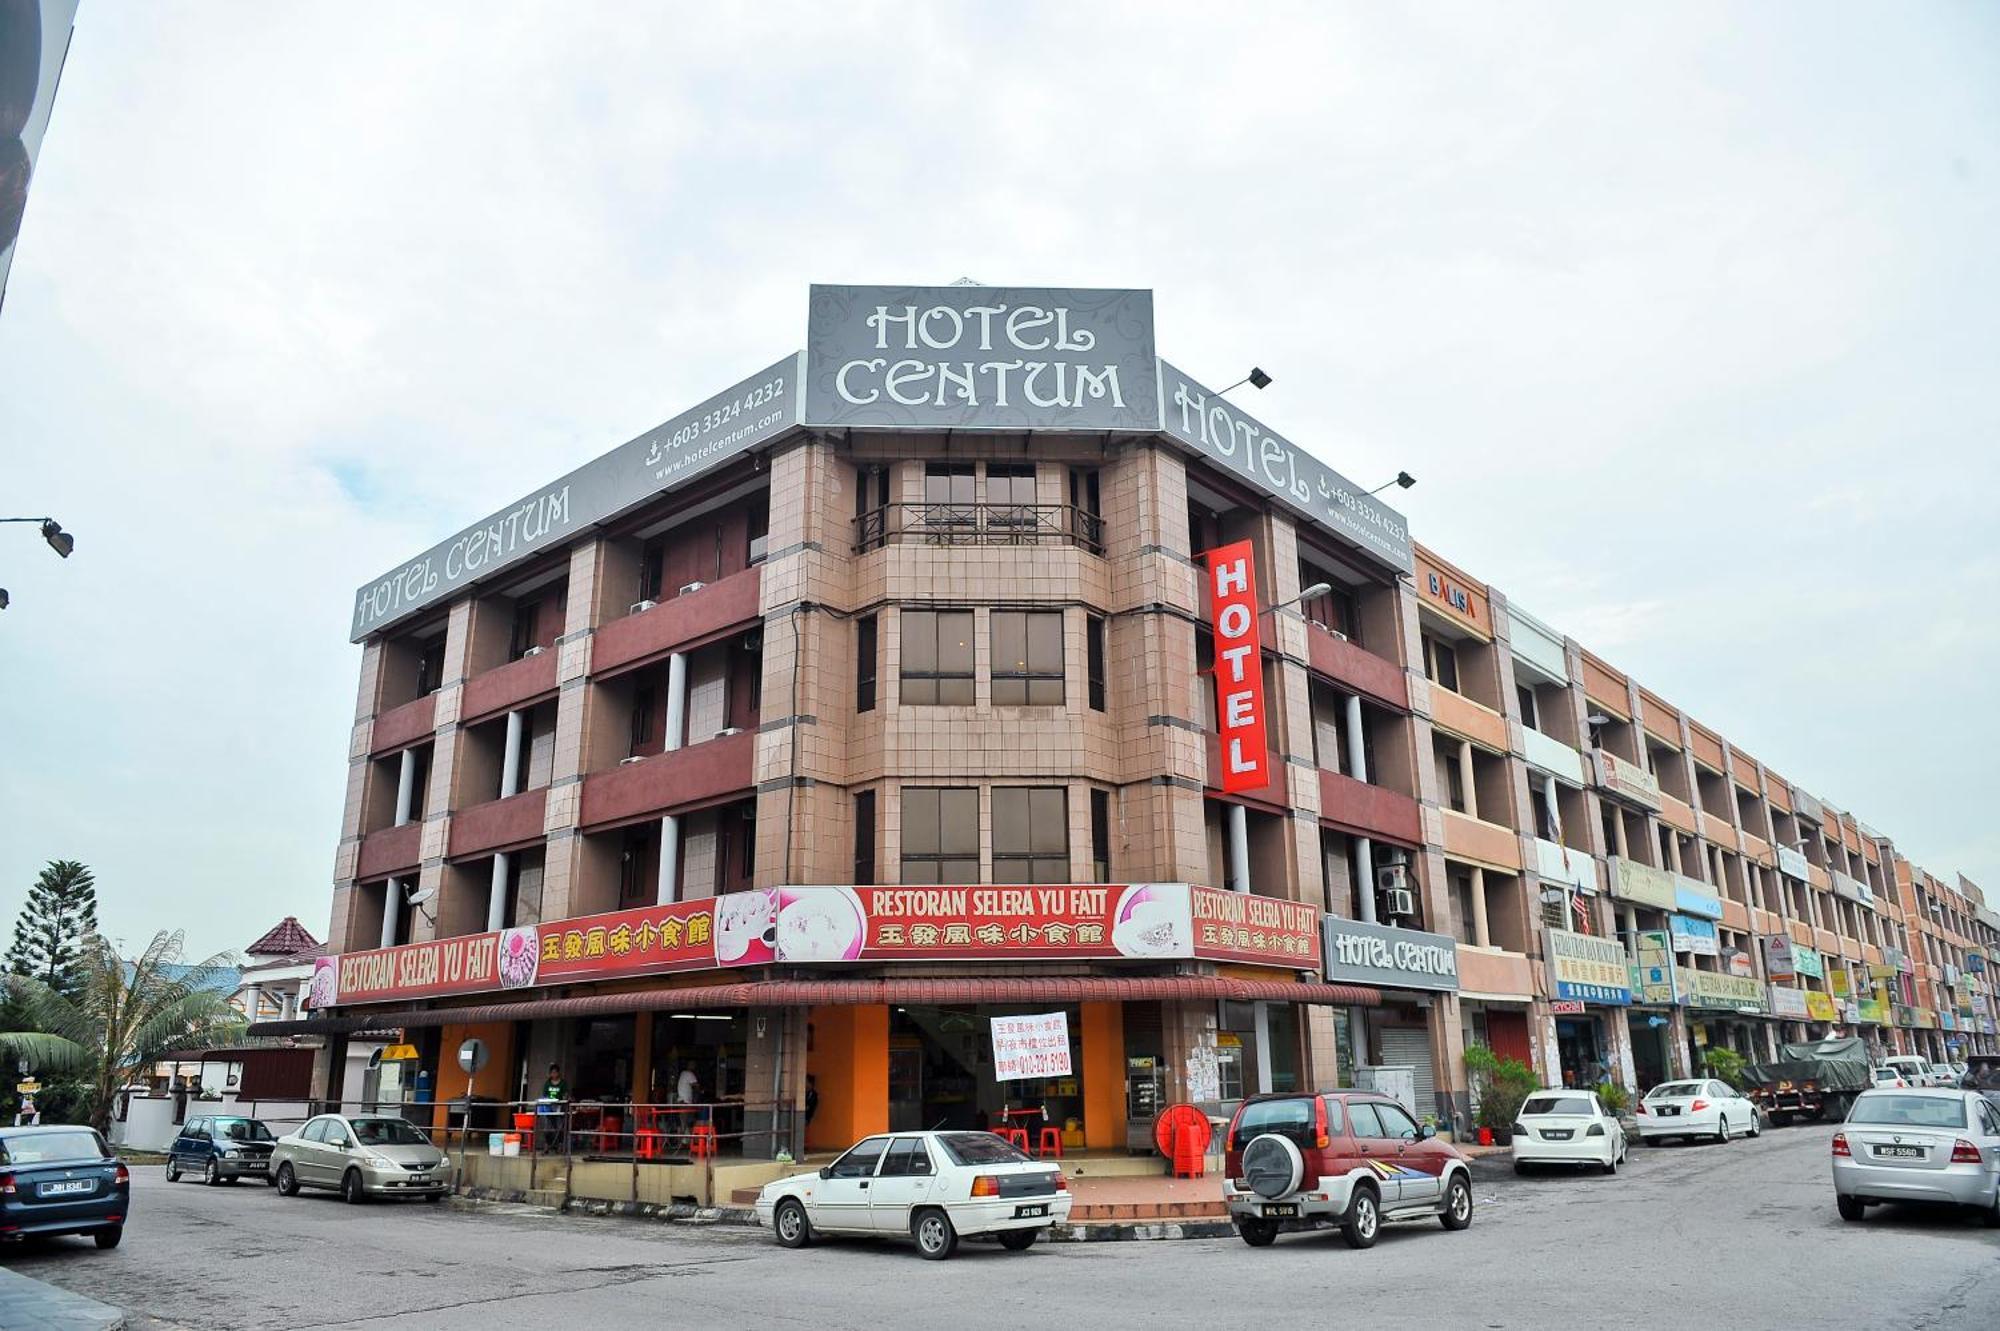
1184, 1044, 1222, 1102
989, 1012, 1072, 1081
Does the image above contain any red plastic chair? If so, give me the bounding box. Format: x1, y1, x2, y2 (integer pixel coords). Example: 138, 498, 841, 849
596, 1112, 623, 1154
634, 1107, 665, 1160
1037, 1127, 1064, 1159
999, 1127, 1031, 1152
690, 1123, 717, 1158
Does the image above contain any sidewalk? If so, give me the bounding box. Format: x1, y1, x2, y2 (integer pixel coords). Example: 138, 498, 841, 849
0, 1267, 126, 1331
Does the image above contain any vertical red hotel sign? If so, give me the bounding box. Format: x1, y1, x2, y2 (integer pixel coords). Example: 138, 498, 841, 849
1204, 540, 1269, 792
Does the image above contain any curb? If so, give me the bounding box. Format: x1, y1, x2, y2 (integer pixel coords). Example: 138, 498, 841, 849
0, 1267, 127, 1331
1049, 1218, 1237, 1242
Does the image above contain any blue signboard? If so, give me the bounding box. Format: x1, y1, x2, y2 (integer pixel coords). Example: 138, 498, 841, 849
1673, 884, 1724, 920
1668, 914, 1720, 956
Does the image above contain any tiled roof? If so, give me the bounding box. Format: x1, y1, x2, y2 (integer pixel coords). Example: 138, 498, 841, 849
246, 916, 322, 956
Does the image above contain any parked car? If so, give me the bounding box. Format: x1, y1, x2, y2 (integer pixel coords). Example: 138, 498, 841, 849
1870, 1067, 1911, 1091
1927, 1062, 1961, 1088
1832, 1088, 2000, 1226
271, 1114, 450, 1203
166, 1115, 277, 1186
0, 1124, 130, 1249
1511, 1090, 1627, 1175
1964, 1056, 2000, 1107
1882, 1054, 1936, 1087
754, 1130, 1069, 1259
1634, 1079, 1760, 1144
1219, 1090, 1472, 1249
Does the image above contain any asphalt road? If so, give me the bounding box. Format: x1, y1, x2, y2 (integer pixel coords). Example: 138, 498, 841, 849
5, 1123, 1998, 1330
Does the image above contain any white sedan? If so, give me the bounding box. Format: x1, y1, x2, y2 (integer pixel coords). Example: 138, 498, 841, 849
755, 1130, 1071, 1259
1635, 1078, 1761, 1144
1511, 1090, 1627, 1174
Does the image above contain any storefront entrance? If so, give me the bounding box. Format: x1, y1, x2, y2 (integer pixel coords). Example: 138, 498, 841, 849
887, 1004, 1084, 1138
1555, 1015, 1607, 1088
1625, 1012, 1670, 1092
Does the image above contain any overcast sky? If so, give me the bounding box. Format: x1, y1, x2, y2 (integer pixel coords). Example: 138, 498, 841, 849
2, 3, 1995, 961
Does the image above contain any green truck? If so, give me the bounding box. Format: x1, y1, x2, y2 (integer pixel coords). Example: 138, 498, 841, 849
1740, 1036, 1872, 1125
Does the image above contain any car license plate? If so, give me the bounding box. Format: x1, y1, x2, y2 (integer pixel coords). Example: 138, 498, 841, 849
1658, 1107, 1679, 1116
1875, 1145, 1924, 1160
1542, 1130, 1573, 1140
1013, 1203, 1048, 1218
1261, 1203, 1300, 1218
39, 1179, 93, 1196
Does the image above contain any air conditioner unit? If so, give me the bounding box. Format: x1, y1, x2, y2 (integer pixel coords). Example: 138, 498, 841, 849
630, 599, 658, 615
522, 645, 546, 657
1375, 862, 1410, 895
1381, 887, 1416, 918
679, 580, 706, 596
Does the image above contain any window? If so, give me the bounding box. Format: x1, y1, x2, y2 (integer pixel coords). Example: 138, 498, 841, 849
831, 1136, 889, 1178
901, 787, 978, 883
1345, 1101, 1385, 1139
878, 1137, 934, 1177
924, 462, 975, 513
509, 600, 542, 661
1517, 685, 1539, 730
993, 786, 1068, 883
1423, 634, 1460, 692
1374, 1101, 1421, 1140
1301, 575, 1361, 645
937, 1132, 1031, 1166
747, 493, 770, 565
1090, 789, 1111, 883
1450, 871, 1478, 945
991, 611, 1064, 705
1086, 615, 1106, 711
853, 790, 877, 884
630, 686, 657, 757
856, 615, 878, 713
415, 640, 447, 697
986, 462, 1036, 508
899, 610, 974, 705
1531, 785, 1558, 841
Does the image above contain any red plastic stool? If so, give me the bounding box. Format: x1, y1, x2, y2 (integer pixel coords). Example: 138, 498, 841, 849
1037, 1127, 1064, 1159
999, 1127, 1031, 1152
690, 1123, 717, 1158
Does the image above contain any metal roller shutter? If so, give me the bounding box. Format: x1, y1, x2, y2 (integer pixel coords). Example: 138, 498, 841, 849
1379, 1025, 1439, 1122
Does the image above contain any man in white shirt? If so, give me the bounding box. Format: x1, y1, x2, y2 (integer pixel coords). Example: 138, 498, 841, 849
676, 1065, 700, 1105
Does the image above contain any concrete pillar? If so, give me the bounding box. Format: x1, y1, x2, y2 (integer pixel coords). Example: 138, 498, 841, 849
394, 750, 417, 825
1622, 903, 1639, 949
500, 709, 525, 798
1342, 693, 1368, 784
1456, 741, 1478, 818
664, 651, 689, 753
1608, 1011, 1637, 1096
1227, 803, 1250, 894
1355, 838, 1378, 924
486, 852, 511, 932
1470, 866, 1491, 948
657, 815, 682, 905
380, 877, 401, 948
1667, 831, 1683, 876
1252, 1002, 1274, 1094
1611, 811, 1630, 861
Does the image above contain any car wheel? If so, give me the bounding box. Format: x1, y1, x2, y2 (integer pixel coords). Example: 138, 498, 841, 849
1601, 1148, 1618, 1176
1836, 1194, 1867, 1222
265, 1169, 280, 1188
275, 1162, 299, 1196
773, 1198, 812, 1249
1512, 1160, 1529, 1175
1714, 1116, 1730, 1144
341, 1169, 367, 1205
1749, 1113, 1762, 1139
165, 1159, 181, 1183
1236, 1218, 1279, 1247
997, 1229, 1038, 1251
1440, 1174, 1473, 1231
93, 1226, 123, 1250
204, 1158, 222, 1186
1340, 1186, 1380, 1250
1982, 1191, 2000, 1230
913, 1207, 957, 1261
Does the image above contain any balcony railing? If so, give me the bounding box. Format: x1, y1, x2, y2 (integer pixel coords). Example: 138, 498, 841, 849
854, 502, 1104, 555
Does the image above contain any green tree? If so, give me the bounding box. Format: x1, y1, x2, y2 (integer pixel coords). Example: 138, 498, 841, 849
1703, 1046, 1748, 1091
7, 860, 100, 999
0, 931, 243, 1132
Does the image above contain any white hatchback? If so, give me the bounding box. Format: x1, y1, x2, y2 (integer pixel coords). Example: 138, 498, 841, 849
1512, 1090, 1627, 1174
1635, 1078, 1761, 1144
755, 1130, 1071, 1260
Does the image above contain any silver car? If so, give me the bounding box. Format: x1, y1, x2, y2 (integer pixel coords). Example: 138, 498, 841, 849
1832, 1088, 2000, 1225
271, 1114, 451, 1204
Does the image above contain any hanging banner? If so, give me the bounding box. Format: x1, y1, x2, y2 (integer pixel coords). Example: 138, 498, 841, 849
1203, 540, 1270, 793
1635, 929, 1680, 1005
1669, 914, 1720, 957
989, 1012, 1073, 1081
1804, 991, 1840, 1023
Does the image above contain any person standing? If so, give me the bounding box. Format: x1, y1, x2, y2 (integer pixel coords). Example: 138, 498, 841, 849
539, 1064, 568, 1153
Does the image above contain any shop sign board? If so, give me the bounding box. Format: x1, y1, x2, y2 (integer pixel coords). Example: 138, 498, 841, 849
1724, 948, 1755, 979
1544, 928, 1631, 1005
1635, 929, 1680, 1005
1549, 1000, 1587, 1015
1672, 879, 1724, 921
1831, 871, 1869, 905
1158, 361, 1412, 575
804, 285, 1159, 433
350, 354, 802, 641
1763, 934, 1796, 982
314, 883, 1318, 1008
1202, 541, 1270, 793
1804, 991, 1840, 1023
1534, 838, 1597, 893
1593, 750, 1662, 811
989, 1012, 1073, 1081
1608, 858, 1676, 911
1669, 914, 1720, 957
1320, 916, 1459, 993
1775, 844, 1810, 881
1793, 944, 1825, 980
1769, 986, 1810, 1020
1686, 970, 1767, 1012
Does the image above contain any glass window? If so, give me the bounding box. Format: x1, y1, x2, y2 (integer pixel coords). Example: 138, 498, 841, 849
991, 611, 1064, 706
1522, 1095, 1594, 1117
1086, 615, 1106, 711
986, 463, 1036, 508
856, 615, 878, 712
831, 1136, 889, 1178
300, 1119, 329, 1144
1848, 1095, 1966, 1129
923, 463, 975, 509
352, 1118, 429, 1146
993, 787, 1068, 883
879, 1137, 934, 1177
1425, 635, 1460, 692
1375, 1102, 1422, 1140
1090, 788, 1111, 883
900, 610, 974, 705
1646, 1082, 1706, 1099
1232, 1097, 1315, 1146
853, 790, 877, 884
901, 787, 979, 883
936, 1132, 1031, 1166
1345, 1101, 1385, 1138
0, 1129, 109, 1164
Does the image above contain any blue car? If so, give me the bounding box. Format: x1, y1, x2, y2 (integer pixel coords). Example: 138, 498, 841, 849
0, 1124, 130, 1249
166, 1114, 277, 1185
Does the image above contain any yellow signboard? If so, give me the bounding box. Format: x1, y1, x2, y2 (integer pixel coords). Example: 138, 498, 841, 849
1804, 992, 1839, 1023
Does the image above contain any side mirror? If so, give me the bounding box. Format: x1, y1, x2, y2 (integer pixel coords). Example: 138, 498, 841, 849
1418, 1123, 1437, 1140
817, 1166, 832, 1180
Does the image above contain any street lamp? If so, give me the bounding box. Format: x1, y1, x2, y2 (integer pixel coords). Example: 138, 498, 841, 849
2, 516, 77, 609
1367, 471, 1417, 496
1217, 367, 1273, 396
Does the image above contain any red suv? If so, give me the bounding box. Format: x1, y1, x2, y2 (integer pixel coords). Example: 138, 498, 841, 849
1221, 1091, 1473, 1248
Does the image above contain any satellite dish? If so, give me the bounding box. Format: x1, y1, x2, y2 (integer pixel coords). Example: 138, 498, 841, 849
405, 883, 438, 906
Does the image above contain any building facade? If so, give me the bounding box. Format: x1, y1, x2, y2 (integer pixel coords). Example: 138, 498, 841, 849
264, 285, 1994, 1168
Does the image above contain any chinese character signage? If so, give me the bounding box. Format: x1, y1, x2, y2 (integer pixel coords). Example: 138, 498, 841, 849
1202, 541, 1270, 793
1769, 986, 1809, 1020
1545, 928, 1632, 1005
1189, 887, 1320, 967
989, 1012, 1073, 1081
1686, 970, 1767, 1012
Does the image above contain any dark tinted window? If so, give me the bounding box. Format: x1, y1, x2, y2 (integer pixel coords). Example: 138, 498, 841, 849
1522, 1095, 1594, 1117
879, 1137, 933, 1177
214, 1118, 275, 1142
1374, 1102, 1421, 1140
856, 615, 878, 712
1346, 1102, 1385, 1138
1233, 1098, 1317, 1146
352, 1118, 429, 1147
831, 1136, 888, 1178
937, 1132, 1031, 1166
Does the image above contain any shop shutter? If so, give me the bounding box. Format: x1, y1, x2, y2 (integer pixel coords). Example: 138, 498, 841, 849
1379, 1026, 1438, 1122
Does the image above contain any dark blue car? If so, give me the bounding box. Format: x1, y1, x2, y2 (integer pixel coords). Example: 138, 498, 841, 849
167, 1114, 277, 1185
0, 1124, 130, 1248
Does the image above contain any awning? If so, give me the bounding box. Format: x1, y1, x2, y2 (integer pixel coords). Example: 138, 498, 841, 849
250, 975, 1380, 1037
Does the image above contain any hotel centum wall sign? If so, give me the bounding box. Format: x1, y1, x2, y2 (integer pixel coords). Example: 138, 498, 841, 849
1204, 541, 1270, 793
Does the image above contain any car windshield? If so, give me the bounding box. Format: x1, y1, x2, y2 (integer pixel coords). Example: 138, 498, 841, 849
1648, 1082, 1704, 1099
350, 1118, 430, 1147
936, 1132, 1031, 1166
1522, 1095, 1592, 1117
1848, 1095, 1966, 1129
0, 1130, 108, 1164
1872, 1070, 1899, 1081
214, 1119, 274, 1142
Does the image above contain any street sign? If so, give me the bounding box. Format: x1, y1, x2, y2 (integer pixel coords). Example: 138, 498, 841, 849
15, 1080, 40, 1094
456, 1038, 488, 1076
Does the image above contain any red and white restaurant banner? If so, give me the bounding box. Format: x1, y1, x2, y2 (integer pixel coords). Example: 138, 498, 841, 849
311, 883, 1324, 1009
1203, 540, 1270, 793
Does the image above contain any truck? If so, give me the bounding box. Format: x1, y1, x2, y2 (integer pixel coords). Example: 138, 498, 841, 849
1740, 1036, 1873, 1125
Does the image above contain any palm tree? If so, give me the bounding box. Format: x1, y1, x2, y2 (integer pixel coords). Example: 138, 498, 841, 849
0, 931, 245, 1133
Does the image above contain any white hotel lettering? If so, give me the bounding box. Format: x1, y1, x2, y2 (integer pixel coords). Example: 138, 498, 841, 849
834, 303, 1125, 411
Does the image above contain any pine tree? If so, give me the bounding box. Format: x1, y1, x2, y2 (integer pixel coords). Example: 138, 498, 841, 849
7, 861, 99, 1000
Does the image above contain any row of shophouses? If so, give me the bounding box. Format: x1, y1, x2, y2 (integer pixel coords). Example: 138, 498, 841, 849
267, 285, 1998, 1157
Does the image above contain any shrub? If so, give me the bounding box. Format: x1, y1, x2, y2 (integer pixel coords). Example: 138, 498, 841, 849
1595, 1081, 1630, 1115
1465, 1044, 1538, 1130
1703, 1047, 1748, 1090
